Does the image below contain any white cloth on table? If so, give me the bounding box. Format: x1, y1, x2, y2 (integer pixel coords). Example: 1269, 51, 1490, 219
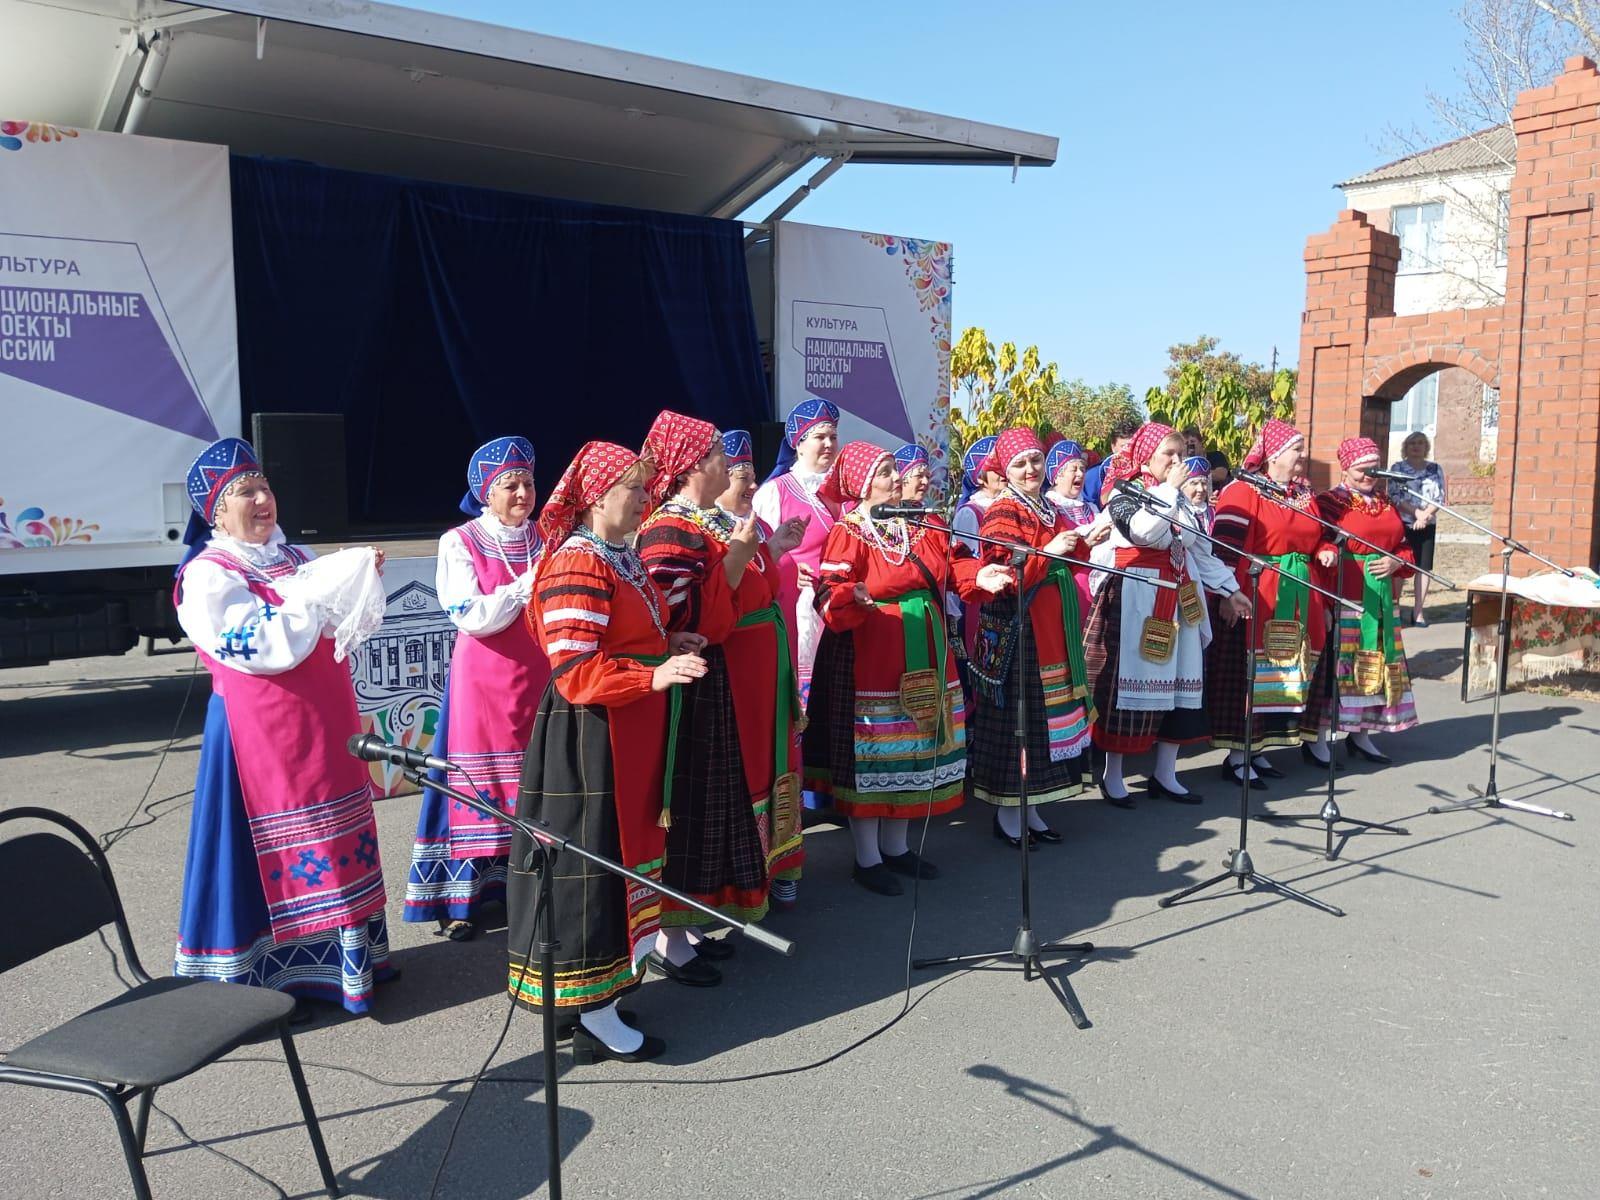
175, 531, 328, 675
437, 514, 537, 636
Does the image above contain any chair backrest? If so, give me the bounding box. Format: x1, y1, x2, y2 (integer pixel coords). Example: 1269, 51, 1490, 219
0, 810, 125, 975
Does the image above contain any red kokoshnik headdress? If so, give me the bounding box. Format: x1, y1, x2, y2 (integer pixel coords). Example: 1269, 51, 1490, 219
538, 441, 641, 547
820, 440, 893, 505
641, 410, 719, 504
1240, 418, 1304, 473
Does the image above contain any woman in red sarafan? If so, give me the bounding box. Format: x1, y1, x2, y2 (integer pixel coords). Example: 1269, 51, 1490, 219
636, 410, 809, 988
713, 429, 811, 909
802, 441, 1012, 896
1301, 436, 1419, 765
966, 428, 1096, 847
507, 440, 707, 1065
1203, 418, 1333, 789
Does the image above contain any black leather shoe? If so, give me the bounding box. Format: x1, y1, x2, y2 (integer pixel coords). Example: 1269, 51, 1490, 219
1219, 761, 1268, 791
558, 1009, 637, 1040
1346, 739, 1393, 764
645, 951, 722, 987
852, 862, 905, 895
883, 850, 940, 879
1249, 758, 1286, 779
690, 936, 736, 961
1147, 778, 1203, 805
1028, 825, 1064, 844
992, 812, 1037, 850
1100, 780, 1136, 810
570, 1025, 666, 1065
1300, 743, 1343, 771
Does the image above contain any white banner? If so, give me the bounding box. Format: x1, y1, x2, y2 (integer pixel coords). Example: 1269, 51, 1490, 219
0, 123, 238, 565
774, 221, 954, 496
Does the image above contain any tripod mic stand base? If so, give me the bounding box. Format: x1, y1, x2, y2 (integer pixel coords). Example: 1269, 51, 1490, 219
1159, 847, 1345, 917
1429, 786, 1574, 821
913, 927, 1096, 1030
1256, 798, 1409, 860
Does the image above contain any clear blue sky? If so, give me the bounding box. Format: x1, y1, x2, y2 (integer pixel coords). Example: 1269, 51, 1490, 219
435, 0, 1470, 389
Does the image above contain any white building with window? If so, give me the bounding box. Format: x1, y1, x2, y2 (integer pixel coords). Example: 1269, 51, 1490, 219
1338, 128, 1511, 488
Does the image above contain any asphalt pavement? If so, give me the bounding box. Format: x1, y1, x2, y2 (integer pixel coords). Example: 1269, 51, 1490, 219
2, 618, 1595, 1199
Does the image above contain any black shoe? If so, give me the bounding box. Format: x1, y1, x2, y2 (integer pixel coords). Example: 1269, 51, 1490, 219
570, 1025, 666, 1065
1027, 825, 1064, 844
1099, 780, 1136, 810
1147, 778, 1203, 805
645, 951, 722, 987
1300, 743, 1343, 771
1249, 758, 1286, 779
852, 862, 905, 895
690, 936, 736, 961
992, 812, 1037, 850
1345, 739, 1393, 764
438, 919, 477, 943
883, 850, 940, 879
1219, 761, 1268, 791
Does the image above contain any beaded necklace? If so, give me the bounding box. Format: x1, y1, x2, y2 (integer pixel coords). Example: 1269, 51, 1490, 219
1333, 485, 1387, 516
858, 510, 912, 566
569, 525, 666, 640
1004, 482, 1059, 529
784, 468, 836, 523
479, 513, 537, 581
660, 497, 768, 574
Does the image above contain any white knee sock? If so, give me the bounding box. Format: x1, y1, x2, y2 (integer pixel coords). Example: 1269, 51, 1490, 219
1225, 750, 1259, 780
1306, 731, 1330, 763
1251, 754, 1273, 771
656, 927, 696, 967
579, 1000, 643, 1054
1153, 741, 1187, 793
1102, 751, 1127, 798
851, 817, 883, 867
879, 818, 910, 858
1350, 731, 1380, 755
995, 805, 1022, 838
1025, 803, 1050, 832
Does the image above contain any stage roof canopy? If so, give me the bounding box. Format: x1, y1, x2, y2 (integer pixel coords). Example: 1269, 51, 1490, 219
3, 0, 1058, 216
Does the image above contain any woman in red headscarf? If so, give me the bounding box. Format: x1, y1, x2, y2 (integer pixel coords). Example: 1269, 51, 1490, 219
967, 428, 1096, 846
1083, 423, 1251, 807
1204, 418, 1333, 787
506, 441, 708, 1064
803, 441, 1012, 894
635, 410, 808, 986
1302, 436, 1418, 765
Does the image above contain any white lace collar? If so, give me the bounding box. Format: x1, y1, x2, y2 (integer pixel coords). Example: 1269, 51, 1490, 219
789, 468, 828, 496
208, 528, 291, 566
474, 511, 533, 541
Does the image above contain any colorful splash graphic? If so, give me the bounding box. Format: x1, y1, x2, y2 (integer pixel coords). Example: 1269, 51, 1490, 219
1, 121, 79, 152
0, 497, 100, 548
863, 234, 955, 500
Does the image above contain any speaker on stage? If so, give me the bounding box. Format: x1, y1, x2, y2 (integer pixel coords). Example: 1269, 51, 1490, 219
753, 420, 786, 479
250, 413, 349, 541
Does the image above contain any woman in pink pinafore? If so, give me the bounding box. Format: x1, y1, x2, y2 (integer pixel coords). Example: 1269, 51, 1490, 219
174, 437, 395, 1018
751, 398, 841, 710
405, 436, 550, 942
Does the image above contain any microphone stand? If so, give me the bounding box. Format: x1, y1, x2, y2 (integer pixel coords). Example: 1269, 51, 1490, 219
1381, 483, 1580, 821
893, 505, 1174, 1029
396, 766, 795, 1200
1247, 487, 1447, 858
1152, 481, 1354, 918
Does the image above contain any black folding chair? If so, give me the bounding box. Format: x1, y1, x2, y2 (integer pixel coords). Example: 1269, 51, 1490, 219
0, 807, 341, 1199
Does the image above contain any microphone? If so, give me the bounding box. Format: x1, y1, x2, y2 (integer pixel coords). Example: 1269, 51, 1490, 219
348, 733, 450, 775
1236, 470, 1287, 496
1362, 468, 1411, 482
1112, 478, 1172, 509
867, 502, 926, 520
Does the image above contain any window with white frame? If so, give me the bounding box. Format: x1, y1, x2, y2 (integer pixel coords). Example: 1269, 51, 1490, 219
1395, 374, 1439, 433
1393, 202, 1445, 274
1495, 192, 1509, 265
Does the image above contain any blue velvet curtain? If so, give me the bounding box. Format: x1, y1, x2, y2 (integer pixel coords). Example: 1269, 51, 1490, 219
230, 156, 770, 526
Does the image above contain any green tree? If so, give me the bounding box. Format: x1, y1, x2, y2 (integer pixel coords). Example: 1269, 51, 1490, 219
1040, 379, 1144, 451
1147, 363, 1297, 462
1163, 334, 1281, 406
948, 326, 1058, 465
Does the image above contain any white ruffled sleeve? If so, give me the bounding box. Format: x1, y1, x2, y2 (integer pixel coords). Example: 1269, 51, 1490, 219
751, 479, 783, 536
1180, 503, 1239, 595
1126, 484, 1180, 547
176, 558, 329, 675
436, 529, 533, 637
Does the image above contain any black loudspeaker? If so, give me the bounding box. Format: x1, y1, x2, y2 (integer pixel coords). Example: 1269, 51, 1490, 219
250, 413, 349, 541
752, 420, 786, 479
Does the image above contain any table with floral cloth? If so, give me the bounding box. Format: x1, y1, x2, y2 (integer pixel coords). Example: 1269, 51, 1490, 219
1461, 570, 1600, 699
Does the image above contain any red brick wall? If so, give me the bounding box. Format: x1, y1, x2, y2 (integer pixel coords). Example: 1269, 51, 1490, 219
1301, 56, 1600, 571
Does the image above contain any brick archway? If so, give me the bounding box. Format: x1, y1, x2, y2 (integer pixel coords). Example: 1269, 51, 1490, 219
1300, 56, 1600, 571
